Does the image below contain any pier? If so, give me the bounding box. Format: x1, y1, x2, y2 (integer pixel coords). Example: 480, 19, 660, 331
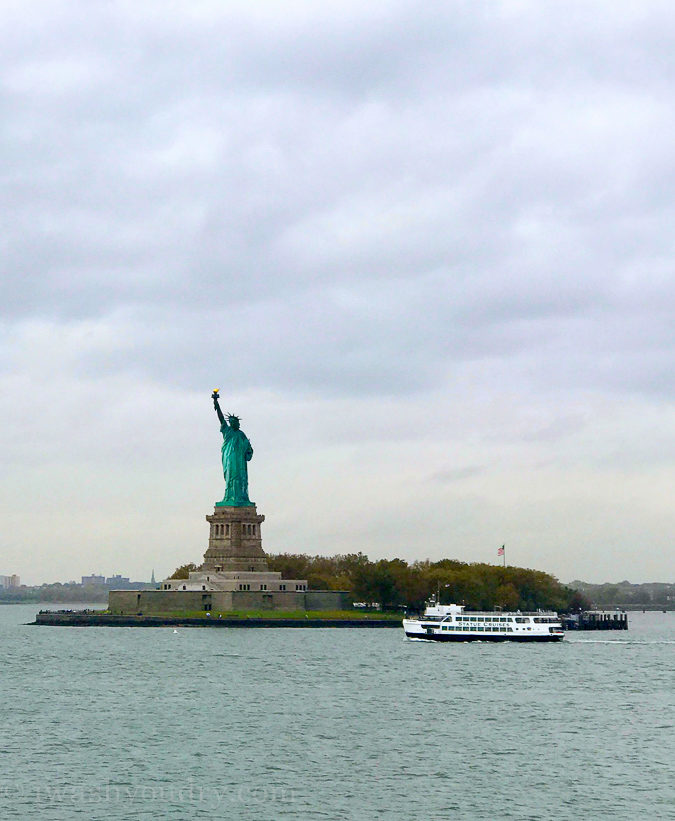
563, 610, 628, 630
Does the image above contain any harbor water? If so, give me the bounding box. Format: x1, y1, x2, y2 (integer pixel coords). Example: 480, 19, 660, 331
2, 605, 673, 820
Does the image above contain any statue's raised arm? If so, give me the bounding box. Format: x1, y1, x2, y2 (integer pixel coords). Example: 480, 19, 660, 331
212, 390, 225, 427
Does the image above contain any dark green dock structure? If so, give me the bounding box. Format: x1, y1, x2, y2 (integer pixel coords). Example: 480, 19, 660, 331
563, 610, 628, 630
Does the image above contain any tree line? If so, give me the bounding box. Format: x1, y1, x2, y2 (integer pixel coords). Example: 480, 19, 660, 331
265, 553, 589, 613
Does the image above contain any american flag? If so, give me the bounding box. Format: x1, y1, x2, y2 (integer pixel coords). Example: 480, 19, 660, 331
497, 545, 505, 556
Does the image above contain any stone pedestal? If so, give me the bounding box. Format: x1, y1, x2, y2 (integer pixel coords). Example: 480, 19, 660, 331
201, 505, 268, 572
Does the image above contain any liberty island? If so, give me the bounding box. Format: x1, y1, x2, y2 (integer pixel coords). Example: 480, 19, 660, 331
34, 391, 592, 627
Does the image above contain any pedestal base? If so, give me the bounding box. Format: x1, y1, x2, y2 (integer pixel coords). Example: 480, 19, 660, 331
201, 504, 268, 572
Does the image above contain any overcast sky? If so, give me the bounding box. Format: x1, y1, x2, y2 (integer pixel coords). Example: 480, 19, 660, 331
2, 1, 673, 586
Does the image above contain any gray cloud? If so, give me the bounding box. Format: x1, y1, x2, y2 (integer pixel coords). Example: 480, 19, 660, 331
1, 1, 674, 583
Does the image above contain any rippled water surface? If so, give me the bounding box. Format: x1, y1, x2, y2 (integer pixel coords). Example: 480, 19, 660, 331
2, 606, 674, 820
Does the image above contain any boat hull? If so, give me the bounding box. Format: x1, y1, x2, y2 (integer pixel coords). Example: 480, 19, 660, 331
404, 631, 564, 642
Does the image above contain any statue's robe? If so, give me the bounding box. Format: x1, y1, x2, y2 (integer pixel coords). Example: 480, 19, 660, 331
219, 424, 254, 506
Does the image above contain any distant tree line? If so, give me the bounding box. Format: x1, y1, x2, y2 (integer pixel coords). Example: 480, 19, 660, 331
265, 553, 589, 613
569, 580, 675, 607
0, 583, 108, 603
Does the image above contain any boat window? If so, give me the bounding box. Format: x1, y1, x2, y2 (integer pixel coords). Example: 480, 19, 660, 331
515, 617, 528, 623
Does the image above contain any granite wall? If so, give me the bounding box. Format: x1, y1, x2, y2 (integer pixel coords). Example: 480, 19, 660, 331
108, 589, 353, 615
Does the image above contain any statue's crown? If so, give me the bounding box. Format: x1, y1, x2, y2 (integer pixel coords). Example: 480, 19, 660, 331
227, 413, 240, 423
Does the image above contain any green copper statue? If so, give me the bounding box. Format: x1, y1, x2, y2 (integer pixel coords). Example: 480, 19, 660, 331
212, 390, 254, 507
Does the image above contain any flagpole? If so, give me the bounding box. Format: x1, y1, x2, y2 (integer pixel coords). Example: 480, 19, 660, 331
503, 544, 506, 568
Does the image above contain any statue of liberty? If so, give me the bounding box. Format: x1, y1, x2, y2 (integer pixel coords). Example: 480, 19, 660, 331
212, 390, 254, 507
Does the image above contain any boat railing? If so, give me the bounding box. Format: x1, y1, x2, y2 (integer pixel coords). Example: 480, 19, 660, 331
416, 610, 558, 617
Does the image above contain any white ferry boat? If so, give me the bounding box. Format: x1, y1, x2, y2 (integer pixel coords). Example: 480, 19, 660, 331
403, 601, 564, 642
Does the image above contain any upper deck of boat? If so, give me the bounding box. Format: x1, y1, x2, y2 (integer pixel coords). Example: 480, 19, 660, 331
408, 610, 560, 622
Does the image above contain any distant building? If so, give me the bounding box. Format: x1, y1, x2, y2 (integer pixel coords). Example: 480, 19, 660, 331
104, 574, 147, 591
81, 574, 106, 586
105, 574, 130, 586
0, 575, 20, 589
